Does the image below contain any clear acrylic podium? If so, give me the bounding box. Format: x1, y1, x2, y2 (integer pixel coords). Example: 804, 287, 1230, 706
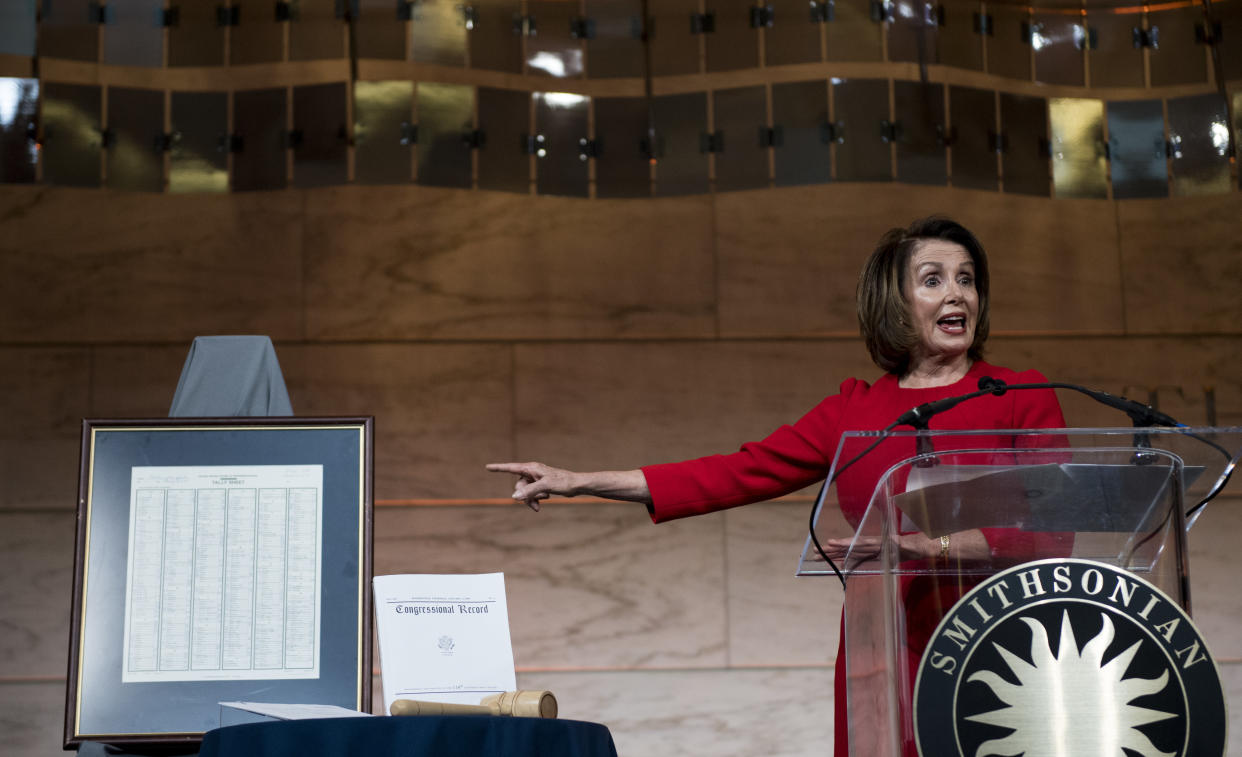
797, 426, 1242, 756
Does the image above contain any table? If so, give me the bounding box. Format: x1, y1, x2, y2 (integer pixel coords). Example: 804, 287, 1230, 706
198, 715, 619, 757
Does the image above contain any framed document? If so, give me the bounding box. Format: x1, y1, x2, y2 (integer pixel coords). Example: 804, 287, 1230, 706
65, 418, 374, 748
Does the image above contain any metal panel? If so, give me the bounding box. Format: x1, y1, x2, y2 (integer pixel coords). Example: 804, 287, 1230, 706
649, 0, 701, 75
42, 83, 102, 187
103, 0, 165, 66
771, 79, 830, 186
232, 88, 288, 191
593, 96, 650, 197
355, 80, 414, 184
356, 0, 407, 59
292, 82, 349, 187
231, 0, 285, 64
764, 0, 823, 67
169, 91, 229, 194
1048, 97, 1106, 199
534, 92, 589, 197
416, 82, 473, 189
938, 0, 982, 71
410, 0, 469, 65
106, 87, 164, 192
169, 0, 226, 66
893, 80, 945, 186
584, 0, 645, 77
948, 85, 996, 192
711, 85, 768, 192
476, 86, 530, 192
0, 78, 39, 183
888, 0, 939, 65
39, 0, 99, 61
705, 0, 760, 72
1148, 5, 1209, 86
1167, 93, 1231, 196
468, 0, 524, 72
290, 0, 346, 60
832, 78, 890, 182
1106, 99, 1167, 200
527, 1, 584, 77
652, 92, 709, 196
998, 91, 1048, 196
987, 4, 1030, 80
825, 0, 881, 61
1032, 13, 1085, 86
1087, 9, 1143, 88
0, 1, 37, 56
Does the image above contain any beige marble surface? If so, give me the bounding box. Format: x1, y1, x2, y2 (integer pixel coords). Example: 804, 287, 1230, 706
0, 512, 75, 678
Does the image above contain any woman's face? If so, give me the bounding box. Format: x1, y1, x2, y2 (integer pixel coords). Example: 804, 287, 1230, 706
903, 240, 979, 366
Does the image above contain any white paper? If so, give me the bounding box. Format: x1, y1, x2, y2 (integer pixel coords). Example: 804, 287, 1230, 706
219, 701, 373, 720
373, 573, 517, 714
121, 465, 323, 683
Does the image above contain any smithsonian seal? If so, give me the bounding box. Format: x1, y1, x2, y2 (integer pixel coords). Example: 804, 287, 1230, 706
913, 558, 1226, 756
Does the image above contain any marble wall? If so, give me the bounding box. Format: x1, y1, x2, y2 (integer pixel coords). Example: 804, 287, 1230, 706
1, 183, 1239, 755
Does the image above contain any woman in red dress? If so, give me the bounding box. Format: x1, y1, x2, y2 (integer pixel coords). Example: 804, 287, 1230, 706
488, 217, 1066, 755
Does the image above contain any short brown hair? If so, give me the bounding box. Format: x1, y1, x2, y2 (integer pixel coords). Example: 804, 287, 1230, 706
856, 217, 990, 375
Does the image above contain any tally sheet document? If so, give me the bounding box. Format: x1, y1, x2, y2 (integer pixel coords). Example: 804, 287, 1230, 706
121, 465, 323, 683
373, 573, 517, 714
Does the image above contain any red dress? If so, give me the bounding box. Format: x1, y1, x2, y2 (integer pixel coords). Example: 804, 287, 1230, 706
641, 360, 1067, 755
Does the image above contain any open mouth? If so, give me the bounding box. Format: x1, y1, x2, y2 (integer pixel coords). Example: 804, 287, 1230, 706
937, 315, 967, 333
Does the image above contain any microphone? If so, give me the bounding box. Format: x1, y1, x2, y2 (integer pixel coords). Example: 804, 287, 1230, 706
972, 377, 1181, 428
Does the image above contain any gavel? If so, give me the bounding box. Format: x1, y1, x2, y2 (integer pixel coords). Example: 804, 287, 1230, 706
389, 690, 558, 719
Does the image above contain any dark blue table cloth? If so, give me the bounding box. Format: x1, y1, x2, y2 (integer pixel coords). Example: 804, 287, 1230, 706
198, 716, 619, 757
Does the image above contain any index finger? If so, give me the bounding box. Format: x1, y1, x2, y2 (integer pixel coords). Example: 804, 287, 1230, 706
486, 462, 537, 476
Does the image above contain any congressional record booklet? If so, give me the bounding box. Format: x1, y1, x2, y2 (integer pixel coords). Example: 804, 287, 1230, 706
373, 573, 518, 715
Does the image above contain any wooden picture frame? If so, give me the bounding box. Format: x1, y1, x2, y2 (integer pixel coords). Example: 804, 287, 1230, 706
65, 417, 374, 748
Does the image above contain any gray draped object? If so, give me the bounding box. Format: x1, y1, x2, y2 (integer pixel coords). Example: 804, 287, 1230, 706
168, 335, 293, 417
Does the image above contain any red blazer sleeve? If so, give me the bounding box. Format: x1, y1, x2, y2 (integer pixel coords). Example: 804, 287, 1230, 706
641, 379, 864, 523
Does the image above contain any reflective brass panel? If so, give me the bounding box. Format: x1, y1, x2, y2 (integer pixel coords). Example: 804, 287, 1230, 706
169, 0, 226, 66
0, 78, 39, 183
477, 86, 530, 192
652, 92, 709, 196
939, 0, 983, 72
468, 0, 523, 72
1167, 93, 1231, 197
585, 0, 645, 78
1106, 99, 1167, 200
410, 0, 469, 66
1032, 13, 1085, 86
103, 0, 164, 66
888, 0, 939, 65
534, 92, 589, 197
39, 0, 99, 61
356, 0, 407, 59
42, 83, 102, 187
0, 2, 36, 56
825, 0, 881, 61
764, 0, 823, 67
832, 78, 890, 182
894, 80, 945, 186
290, 0, 347, 61
705, 0, 760, 72
999, 92, 1048, 196
416, 82, 473, 189
293, 82, 349, 187
169, 91, 228, 194
106, 87, 164, 192
355, 80, 415, 184
948, 85, 997, 191
649, 0, 702, 75
593, 96, 650, 197
232, 88, 288, 191
1087, 9, 1143, 88
527, 1, 584, 78
712, 85, 768, 192
1148, 5, 1208, 87
988, 5, 1031, 80
231, 0, 285, 65
1048, 97, 1106, 199
771, 79, 830, 186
